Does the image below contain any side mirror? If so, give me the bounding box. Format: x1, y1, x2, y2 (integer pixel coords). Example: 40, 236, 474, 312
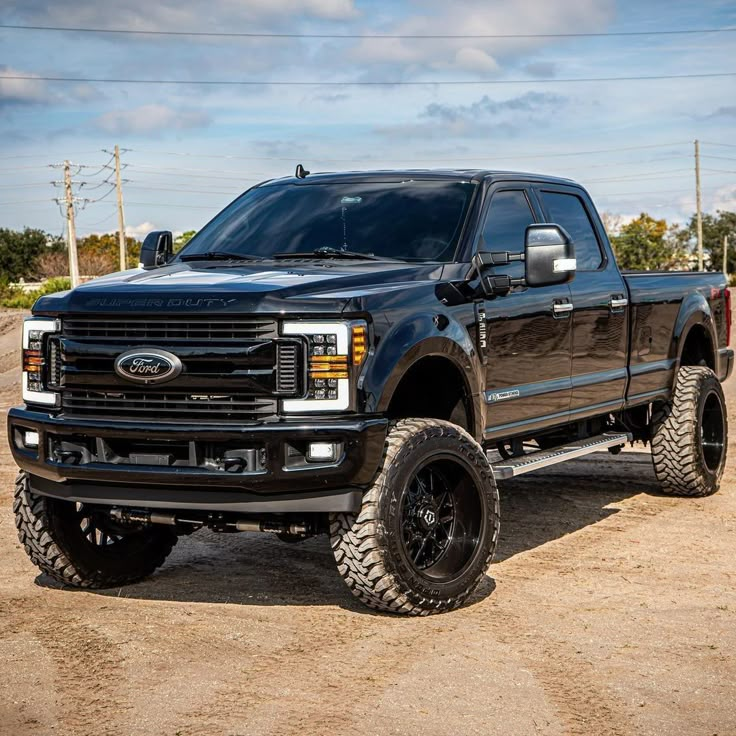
139, 231, 173, 269
524, 224, 576, 287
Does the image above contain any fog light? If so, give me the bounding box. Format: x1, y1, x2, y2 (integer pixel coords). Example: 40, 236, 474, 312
24, 430, 39, 448
307, 442, 338, 462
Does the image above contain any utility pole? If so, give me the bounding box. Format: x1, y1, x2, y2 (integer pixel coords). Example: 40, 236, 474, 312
724, 235, 729, 279
695, 139, 704, 271
63, 160, 80, 288
114, 144, 127, 271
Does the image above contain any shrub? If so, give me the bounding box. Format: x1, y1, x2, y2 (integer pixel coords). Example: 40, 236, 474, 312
0, 277, 72, 309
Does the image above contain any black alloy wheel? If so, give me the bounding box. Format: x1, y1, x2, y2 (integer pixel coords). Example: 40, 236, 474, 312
399, 457, 482, 582
330, 419, 499, 615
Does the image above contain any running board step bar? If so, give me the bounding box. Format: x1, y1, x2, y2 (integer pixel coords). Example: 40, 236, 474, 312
490, 432, 632, 480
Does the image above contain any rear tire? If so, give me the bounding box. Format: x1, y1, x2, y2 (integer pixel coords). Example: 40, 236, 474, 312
651, 366, 727, 497
330, 419, 500, 615
13, 472, 178, 588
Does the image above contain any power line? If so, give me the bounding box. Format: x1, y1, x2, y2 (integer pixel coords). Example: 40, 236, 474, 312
130, 141, 690, 164
125, 201, 216, 209
0, 198, 53, 205
1, 72, 734, 87
128, 184, 238, 195
1, 23, 734, 40
701, 141, 736, 149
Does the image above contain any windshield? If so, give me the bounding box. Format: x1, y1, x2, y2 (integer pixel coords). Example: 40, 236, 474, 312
177, 180, 476, 262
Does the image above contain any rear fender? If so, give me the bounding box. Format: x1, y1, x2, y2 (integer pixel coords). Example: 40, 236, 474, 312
671, 292, 717, 383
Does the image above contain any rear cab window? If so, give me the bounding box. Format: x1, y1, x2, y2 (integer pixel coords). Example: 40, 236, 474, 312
538, 190, 604, 271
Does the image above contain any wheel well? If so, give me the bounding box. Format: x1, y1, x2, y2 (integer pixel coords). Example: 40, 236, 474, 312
680, 325, 715, 370
386, 357, 473, 433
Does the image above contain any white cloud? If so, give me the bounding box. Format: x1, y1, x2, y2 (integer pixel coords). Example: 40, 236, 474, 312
347, 0, 614, 75
92, 104, 210, 135
711, 184, 736, 214
454, 48, 500, 74
125, 221, 157, 238
5, 0, 358, 29
0, 66, 49, 106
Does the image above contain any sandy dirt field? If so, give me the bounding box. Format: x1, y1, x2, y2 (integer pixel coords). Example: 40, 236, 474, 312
0, 307, 734, 736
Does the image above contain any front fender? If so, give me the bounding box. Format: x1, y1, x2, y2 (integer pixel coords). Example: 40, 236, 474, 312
360, 308, 484, 433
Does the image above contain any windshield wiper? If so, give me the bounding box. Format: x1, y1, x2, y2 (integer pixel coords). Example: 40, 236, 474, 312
272, 247, 382, 261
180, 251, 261, 262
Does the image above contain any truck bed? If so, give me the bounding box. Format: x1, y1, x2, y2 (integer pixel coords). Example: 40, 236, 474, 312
623, 270, 731, 406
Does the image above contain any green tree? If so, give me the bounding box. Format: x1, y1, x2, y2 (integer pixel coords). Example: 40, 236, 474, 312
174, 230, 197, 253
0, 228, 62, 282
611, 213, 688, 271
672, 210, 736, 273
76, 233, 142, 273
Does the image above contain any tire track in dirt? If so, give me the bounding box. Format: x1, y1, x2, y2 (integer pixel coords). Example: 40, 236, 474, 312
182, 610, 421, 736
178, 453, 674, 736
463, 461, 683, 736
1, 609, 133, 736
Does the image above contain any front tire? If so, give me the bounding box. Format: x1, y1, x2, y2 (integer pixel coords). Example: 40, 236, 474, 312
330, 419, 500, 615
651, 366, 728, 496
13, 472, 178, 588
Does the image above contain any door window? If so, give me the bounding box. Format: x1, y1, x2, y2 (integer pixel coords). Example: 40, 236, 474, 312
539, 191, 603, 270
481, 190, 535, 254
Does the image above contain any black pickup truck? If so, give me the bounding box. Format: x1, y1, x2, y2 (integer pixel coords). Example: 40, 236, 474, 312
9, 169, 732, 615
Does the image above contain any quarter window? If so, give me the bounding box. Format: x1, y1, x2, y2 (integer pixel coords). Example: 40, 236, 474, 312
540, 191, 603, 270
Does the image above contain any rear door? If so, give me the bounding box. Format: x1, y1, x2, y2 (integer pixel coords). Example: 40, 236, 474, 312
479, 184, 573, 440
536, 186, 629, 419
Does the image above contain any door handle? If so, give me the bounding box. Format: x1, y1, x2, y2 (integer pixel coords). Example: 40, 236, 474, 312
609, 295, 628, 311
553, 301, 574, 317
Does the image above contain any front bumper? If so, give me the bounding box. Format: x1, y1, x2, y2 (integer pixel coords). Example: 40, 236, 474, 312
8, 407, 388, 513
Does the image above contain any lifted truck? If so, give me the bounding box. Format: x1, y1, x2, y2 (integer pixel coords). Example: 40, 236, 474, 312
9, 169, 732, 615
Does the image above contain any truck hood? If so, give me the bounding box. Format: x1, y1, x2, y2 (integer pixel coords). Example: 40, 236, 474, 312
33, 260, 447, 316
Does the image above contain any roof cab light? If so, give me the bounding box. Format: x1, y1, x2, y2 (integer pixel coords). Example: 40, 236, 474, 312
281, 321, 368, 412
22, 318, 60, 407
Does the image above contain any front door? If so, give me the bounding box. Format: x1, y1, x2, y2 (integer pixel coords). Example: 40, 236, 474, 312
536, 186, 629, 419
479, 186, 573, 441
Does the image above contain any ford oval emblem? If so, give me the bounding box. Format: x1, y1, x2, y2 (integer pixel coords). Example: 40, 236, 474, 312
114, 348, 182, 384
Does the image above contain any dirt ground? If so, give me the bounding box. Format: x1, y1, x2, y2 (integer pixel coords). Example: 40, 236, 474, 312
0, 307, 734, 736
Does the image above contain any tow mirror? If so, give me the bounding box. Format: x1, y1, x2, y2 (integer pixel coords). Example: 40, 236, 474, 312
524, 224, 576, 287
139, 231, 173, 269
471, 223, 576, 297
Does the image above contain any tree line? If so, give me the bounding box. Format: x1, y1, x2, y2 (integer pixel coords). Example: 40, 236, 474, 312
1, 212, 735, 287
603, 210, 736, 272
0, 229, 197, 284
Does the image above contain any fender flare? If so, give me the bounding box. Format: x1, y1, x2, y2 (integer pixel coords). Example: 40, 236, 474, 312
361, 312, 484, 435
671, 292, 717, 383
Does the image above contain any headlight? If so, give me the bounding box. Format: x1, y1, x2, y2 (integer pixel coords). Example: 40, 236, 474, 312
281, 320, 368, 412
22, 317, 60, 407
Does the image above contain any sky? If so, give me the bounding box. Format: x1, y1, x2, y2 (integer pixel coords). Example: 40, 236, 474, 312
0, 0, 735, 239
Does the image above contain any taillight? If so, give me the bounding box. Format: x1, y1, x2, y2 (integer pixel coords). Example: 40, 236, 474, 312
22, 318, 60, 406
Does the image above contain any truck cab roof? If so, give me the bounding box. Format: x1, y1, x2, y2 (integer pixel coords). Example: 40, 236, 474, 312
261, 168, 579, 188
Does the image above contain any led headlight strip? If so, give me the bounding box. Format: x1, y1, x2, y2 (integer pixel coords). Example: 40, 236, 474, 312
281, 321, 367, 412
22, 317, 59, 406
